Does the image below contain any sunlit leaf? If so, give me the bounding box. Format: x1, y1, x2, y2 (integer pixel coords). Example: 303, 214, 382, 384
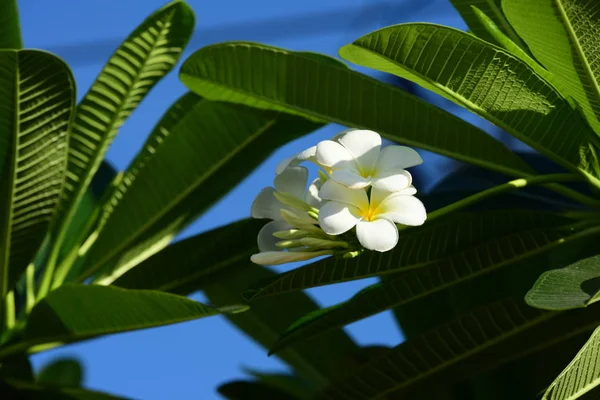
503, 0, 600, 135
179, 41, 533, 178
0, 50, 74, 294
339, 23, 599, 183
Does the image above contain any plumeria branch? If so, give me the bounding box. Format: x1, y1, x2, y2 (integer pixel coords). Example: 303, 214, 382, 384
426, 173, 587, 223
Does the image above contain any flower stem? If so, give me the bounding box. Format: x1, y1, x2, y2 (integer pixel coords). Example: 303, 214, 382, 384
4, 291, 15, 330
427, 173, 585, 222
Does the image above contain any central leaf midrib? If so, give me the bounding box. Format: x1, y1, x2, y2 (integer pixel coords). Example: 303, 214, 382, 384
553, 0, 600, 122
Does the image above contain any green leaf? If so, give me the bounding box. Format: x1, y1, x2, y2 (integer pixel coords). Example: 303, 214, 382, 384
244, 211, 572, 300
269, 225, 591, 353
204, 264, 357, 388
526, 254, 600, 311
55, 1, 195, 249
243, 369, 314, 400
316, 297, 600, 400
110, 219, 264, 292
450, 0, 527, 50
20, 284, 245, 347
542, 324, 600, 400
36, 357, 83, 387
0, 0, 21, 49
503, 0, 600, 135
179, 41, 533, 178
338, 23, 599, 182
0, 50, 75, 294
77, 100, 321, 280
218, 380, 300, 400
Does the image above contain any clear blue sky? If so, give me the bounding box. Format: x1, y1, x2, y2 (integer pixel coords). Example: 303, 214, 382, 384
18, 1, 513, 398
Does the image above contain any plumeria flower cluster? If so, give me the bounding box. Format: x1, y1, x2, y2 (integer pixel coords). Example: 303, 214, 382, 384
250, 129, 427, 266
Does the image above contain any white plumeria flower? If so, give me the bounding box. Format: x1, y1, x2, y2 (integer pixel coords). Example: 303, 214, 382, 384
316, 129, 423, 191
318, 180, 427, 252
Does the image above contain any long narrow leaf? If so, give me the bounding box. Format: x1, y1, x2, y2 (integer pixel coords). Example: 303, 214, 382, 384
179, 42, 533, 178
503, 0, 600, 135
317, 297, 600, 400
270, 225, 592, 353
110, 218, 264, 291
18, 284, 246, 348
55, 1, 194, 242
244, 211, 572, 300
0, 50, 74, 294
339, 23, 600, 184
0, 0, 21, 50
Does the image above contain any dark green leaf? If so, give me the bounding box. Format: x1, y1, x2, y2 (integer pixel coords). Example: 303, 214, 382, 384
317, 297, 600, 400
218, 380, 300, 400
526, 254, 600, 310
339, 23, 599, 184
110, 219, 264, 292
37, 357, 83, 387
0, 354, 32, 380
450, 0, 528, 50
204, 264, 357, 388
270, 225, 590, 353
55, 1, 195, 251
244, 211, 572, 300
503, 0, 600, 135
21, 284, 245, 347
179, 41, 533, 178
244, 370, 314, 400
78, 99, 321, 280
0, 0, 21, 49
0, 50, 75, 293
1, 379, 123, 399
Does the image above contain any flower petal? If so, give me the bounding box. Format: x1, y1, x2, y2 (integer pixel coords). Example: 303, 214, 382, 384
319, 180, 369, 209
331, 169, 371, 189
251, 250, 331, 266
274, 166, 308, 198
376, 145, 423, 171
316, 140, 358, 171
275, 146, 318, 175
370, 185, 419, 210
251, 187, 283, 220
356, 219, 398, 252
372, 169, 412, 192
305, 178, 324, 208
318, 201, 362, 235
338, 129, 381, 174
378, 195, 427, 226
257, 220, 292, 252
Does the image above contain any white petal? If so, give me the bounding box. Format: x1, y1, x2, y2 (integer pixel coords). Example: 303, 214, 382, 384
376, 145, 423, 171
378, 195, 427, 226
356, 219, 398, 252
338, 129, 381, 174
331, 169, 371, 189
257, 220, 292, 252
305, 178, 324, 208
372, 170, 412, 192
319, 180, 369, 209
316, 140, 358, 171
251, 250, 331, 266
275, 146, 318, 175
274, 166, 308, 198
251, 187, 283, 220
318, 201, 362, 235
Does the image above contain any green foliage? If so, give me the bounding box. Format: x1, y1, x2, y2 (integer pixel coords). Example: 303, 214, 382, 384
0, 0, 21, 49
36, 358, 83, 387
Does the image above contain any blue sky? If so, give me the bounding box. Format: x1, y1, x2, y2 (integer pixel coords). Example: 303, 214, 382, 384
17, 1, 511, 398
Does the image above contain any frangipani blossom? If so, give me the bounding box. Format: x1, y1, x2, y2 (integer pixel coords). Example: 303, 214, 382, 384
316, 129, 423, 191
318, 180, 427, 252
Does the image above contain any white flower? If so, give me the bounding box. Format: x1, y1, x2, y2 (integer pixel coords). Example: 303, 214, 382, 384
316, 129, 423, 191
318, 180, 427, 252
